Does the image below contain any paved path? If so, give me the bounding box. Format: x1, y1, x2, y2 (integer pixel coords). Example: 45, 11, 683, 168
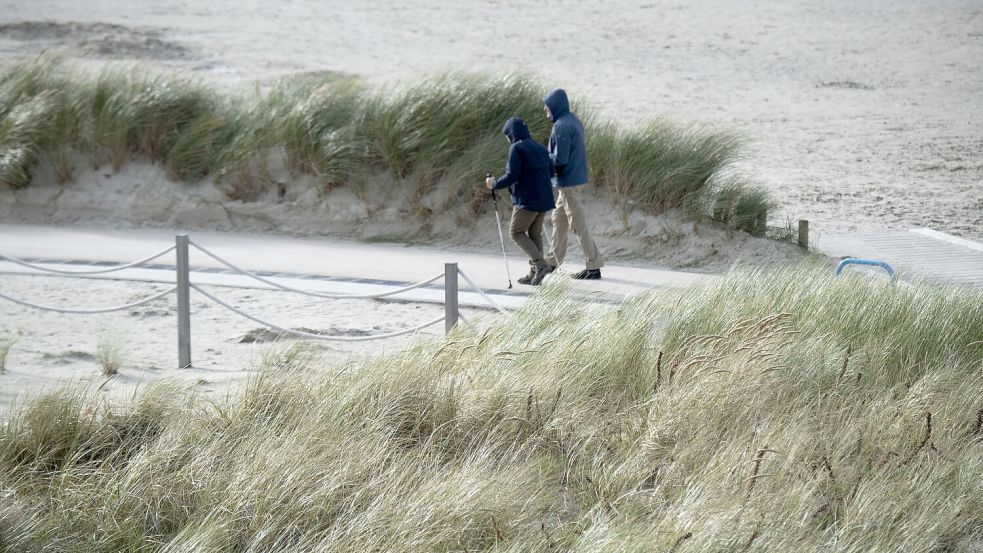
815, 228, 983, 286
0, 224, 714, 416
0, 224, 713, 310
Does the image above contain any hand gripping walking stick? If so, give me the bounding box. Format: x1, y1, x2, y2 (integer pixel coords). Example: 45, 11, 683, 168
487, 173, 513, 289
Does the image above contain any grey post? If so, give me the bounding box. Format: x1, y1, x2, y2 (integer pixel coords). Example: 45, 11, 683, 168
444, 263, 459, 334
176, 234, 192, 368
798, 220, 809, 250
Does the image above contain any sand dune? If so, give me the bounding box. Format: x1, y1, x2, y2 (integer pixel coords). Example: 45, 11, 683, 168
1, 0, 980, 239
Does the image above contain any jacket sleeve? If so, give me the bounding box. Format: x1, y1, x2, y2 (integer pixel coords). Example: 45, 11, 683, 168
549, 125, 572, 175
493, 144, 522, 190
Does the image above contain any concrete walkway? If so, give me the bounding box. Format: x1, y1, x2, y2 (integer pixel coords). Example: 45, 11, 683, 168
0, 224, 713, 309
815, 228, 983, 286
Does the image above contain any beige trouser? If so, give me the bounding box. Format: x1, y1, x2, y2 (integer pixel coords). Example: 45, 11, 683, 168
546, 185, 604, 270
509, 207, 549, 270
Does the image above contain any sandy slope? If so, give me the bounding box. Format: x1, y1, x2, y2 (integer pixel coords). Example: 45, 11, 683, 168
1, 0, 980, 239
0, 272, 493, 414
2, 157, 808, 273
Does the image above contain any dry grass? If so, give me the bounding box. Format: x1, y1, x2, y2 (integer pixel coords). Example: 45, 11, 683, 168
1, 55, 769, 232
1, 266, 979, 551
95, 337, 125, 376
0, 332, 16, 372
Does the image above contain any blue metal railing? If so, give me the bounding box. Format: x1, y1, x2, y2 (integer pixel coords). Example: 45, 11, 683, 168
835, 258, 896, 283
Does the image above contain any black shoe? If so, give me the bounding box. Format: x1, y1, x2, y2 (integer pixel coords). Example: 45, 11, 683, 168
530, 264, 555, 286
571, 269, 601, 280
517, 269, 536, 285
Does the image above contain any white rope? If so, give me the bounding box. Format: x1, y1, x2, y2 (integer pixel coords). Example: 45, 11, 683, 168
189, 240, 444, 300
0, 246, 176, 275
0, 287, 177, 314
190, 284, 444, 342
456, 310, 476, 329
457, 270, 508, 313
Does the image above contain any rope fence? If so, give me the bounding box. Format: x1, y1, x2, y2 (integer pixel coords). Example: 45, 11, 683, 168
458, 269, 507, 314
0, 287, 177, 315
191, 284, 446, 342
0, 234, 511, 367
190, 240, 446, 300
456, 310, 475, 329
0, 245, 176, 275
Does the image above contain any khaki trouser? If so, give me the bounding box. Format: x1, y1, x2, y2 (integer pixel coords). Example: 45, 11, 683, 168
509, 207, 549, 270
546, 185, 604, 270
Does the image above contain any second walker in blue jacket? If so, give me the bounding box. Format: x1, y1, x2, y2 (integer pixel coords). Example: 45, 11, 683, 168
542, 88, 604, 280
486, 117, 556, 286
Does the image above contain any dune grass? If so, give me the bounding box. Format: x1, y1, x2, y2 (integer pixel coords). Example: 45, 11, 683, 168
95, 337, 126, 377
1, 56, 768, 233
0, 265, 980, 551
0, 332, 15, 372
589, 120, 772, 236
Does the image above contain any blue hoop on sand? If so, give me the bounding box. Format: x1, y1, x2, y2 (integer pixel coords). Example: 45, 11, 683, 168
835, 258, 896, 283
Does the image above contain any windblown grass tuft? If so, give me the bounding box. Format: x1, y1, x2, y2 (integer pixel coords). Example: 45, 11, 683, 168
359, 74, 549, 187
0, 90, 63, 187
0, 332, 16, 372
274, 75, 366, 188
590, 120, 739, 209
96, 337, 125, 376
1, 266, 980, 550
589, 119, 772, 232
1, 57, 770, 233
698, 176, 774, 236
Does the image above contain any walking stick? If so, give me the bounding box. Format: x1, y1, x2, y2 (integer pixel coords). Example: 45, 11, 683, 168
487, 173, 513, 289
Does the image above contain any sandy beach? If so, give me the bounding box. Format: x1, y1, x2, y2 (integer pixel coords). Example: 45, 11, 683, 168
1, 0, 980, 239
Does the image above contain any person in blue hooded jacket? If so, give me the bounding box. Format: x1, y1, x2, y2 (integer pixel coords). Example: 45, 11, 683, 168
485, 117, 556, 286
542, 88, 604, 280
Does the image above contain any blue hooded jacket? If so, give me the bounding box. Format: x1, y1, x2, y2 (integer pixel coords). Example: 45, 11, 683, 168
492, 117, 556, 213
543, 88, 590, 187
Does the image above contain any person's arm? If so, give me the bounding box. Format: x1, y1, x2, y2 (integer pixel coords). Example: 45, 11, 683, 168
549, 124, 572, 176
492, 144, 522, 190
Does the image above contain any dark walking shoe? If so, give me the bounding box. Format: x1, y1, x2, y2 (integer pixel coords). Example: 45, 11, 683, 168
517, 269, 536, 285
530, 264, 555, 286
571, 269, 601, 280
